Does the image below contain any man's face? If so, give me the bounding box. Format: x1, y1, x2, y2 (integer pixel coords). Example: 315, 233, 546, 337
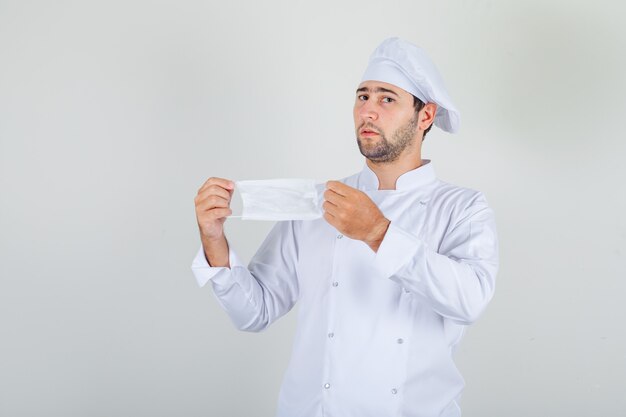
353, 80, 419, 163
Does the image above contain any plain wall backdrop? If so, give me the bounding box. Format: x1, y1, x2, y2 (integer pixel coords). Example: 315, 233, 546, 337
1, 0, 625, 416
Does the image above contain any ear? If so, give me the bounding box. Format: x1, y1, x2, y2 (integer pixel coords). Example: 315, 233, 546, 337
418, 103, 437, 131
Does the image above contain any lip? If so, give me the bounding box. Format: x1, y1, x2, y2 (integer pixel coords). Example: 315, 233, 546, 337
360, 129, 379, 136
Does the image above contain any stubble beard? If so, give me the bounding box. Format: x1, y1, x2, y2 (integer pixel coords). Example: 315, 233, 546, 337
356, 113, 419, 163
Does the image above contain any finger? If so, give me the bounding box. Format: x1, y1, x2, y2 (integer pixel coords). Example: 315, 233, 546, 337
322, 200, 339, 217
323, 189, 343, 206
198, 177, 235, 194
323, 212, 336, 225
197, 184, 232, 202
210, 207, 232, 220
325, 180, 354, 197
198, 195, 230, 210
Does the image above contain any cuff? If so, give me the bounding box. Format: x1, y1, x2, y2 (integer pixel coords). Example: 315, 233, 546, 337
190, 245, 246, 287
374, 222, 425, 280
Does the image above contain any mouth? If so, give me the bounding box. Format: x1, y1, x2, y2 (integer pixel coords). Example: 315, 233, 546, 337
360, 129, 379, 137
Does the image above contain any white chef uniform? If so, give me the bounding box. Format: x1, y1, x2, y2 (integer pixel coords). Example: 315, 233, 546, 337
191, 159, 499, 417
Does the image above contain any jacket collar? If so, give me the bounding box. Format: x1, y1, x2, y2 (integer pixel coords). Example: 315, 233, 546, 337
357, 159, 437, 191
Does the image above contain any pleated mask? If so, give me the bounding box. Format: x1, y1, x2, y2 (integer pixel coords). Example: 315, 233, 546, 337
231, 179, 323, 221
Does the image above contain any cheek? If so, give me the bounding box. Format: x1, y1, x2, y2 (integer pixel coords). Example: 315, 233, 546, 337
353, 110, 362, 129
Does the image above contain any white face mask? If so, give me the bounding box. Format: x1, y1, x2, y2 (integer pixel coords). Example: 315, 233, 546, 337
231, 179, 323, 221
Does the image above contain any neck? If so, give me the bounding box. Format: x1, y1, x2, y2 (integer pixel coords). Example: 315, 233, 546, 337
366, 155, 423, 190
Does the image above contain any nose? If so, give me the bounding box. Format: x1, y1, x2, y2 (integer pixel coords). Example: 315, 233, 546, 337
357, 99, 378, 121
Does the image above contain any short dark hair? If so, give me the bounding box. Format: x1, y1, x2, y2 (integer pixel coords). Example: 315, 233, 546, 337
413, 95, 433, 140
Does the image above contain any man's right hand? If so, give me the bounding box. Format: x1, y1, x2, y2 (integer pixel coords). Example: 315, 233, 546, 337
194, 177, 235, 267
194, 177, 235, 239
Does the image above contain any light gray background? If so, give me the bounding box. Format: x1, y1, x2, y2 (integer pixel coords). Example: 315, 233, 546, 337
1, 0, 625, 416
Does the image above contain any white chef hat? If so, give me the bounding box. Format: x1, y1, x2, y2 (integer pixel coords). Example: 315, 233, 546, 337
360, 37, 460, 133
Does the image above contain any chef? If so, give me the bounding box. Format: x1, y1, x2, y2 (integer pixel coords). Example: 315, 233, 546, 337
192, 37, 499, 417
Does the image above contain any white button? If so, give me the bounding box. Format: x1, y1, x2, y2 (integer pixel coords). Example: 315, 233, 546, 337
397, 338, 404, 344
324, 383, 331, 389
337, 234, 343, 239
391, 388, 398, 395
328, 332, 334, 338
332, 282, 339, 287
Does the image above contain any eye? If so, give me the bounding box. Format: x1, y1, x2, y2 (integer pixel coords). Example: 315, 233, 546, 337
357, 95, 368, 101
382, 97, 394, 103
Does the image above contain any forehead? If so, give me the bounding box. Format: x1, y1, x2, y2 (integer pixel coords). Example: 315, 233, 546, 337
356, 80, 411, 98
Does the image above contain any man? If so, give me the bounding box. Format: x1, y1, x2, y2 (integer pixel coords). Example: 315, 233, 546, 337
192, 37, 498, 417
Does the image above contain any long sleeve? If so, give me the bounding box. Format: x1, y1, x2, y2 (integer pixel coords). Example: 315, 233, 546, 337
374, 192, 499, 325
191, 220, 300, 332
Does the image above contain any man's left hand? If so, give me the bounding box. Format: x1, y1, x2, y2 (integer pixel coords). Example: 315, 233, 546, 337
323, 181, 390, 252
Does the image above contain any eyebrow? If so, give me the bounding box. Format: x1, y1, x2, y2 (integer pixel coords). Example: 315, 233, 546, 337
356, 86, 400, 97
